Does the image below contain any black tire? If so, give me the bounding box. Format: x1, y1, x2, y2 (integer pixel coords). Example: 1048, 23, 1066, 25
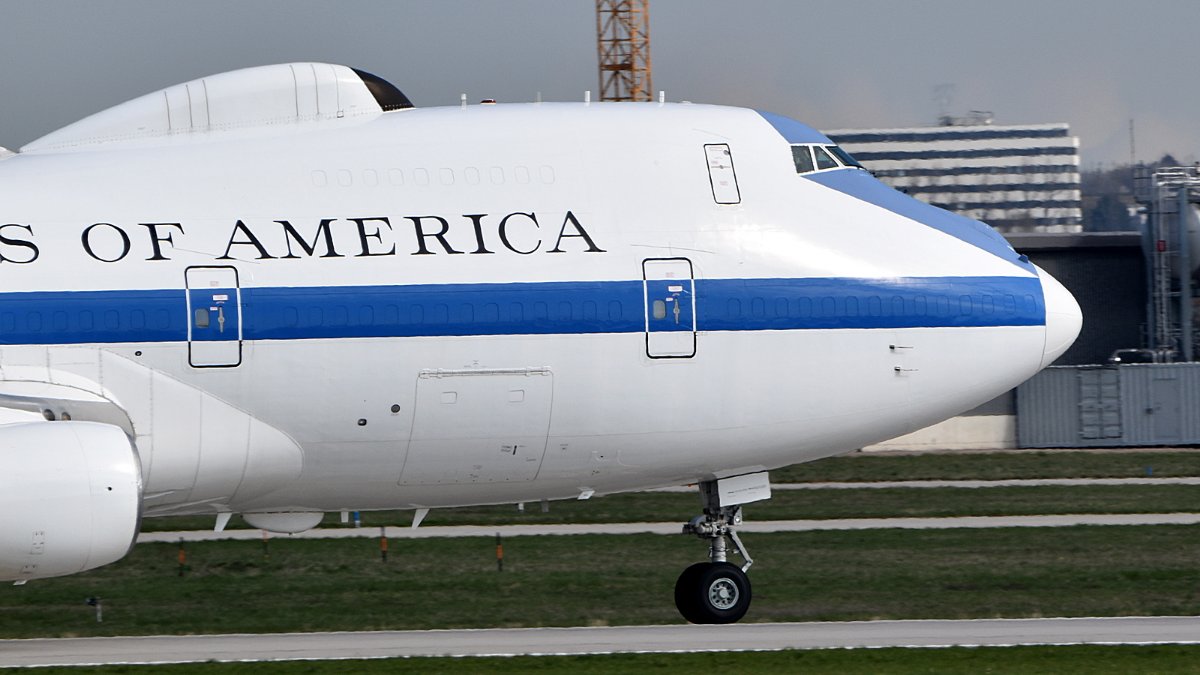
674, 562, 708, 623
674, 561, 751, 624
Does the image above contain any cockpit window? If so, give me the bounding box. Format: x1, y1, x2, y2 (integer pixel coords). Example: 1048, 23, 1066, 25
812, 146, 839, 171
791, 143, 866, 175
792, 145, 815, 173
828, 145, 863, 169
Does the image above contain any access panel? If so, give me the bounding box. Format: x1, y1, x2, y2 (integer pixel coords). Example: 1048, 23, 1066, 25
186, 266, 242, 367
400, 368, 553, 485
1078, 368, 1120, 440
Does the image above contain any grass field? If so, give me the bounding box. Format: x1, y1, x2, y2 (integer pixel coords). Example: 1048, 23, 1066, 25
136, 446, 1200, 530
137, 449, 1200, 532
769, 450, 1200, 482
11, 645, 1200, 675
4, 525, 1198, 638
10, 451, 1200, 670
140, 483, 1200, 532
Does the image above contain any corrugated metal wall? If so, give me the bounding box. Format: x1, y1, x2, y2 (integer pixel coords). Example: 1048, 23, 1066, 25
1017, 363, 1200, 447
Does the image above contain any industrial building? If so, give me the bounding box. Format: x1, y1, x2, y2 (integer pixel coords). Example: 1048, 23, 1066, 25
827, 118, 1084, 233
1015, 167, 1200, 448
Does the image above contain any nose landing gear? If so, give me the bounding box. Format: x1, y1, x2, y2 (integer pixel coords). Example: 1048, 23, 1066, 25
674, 474, 767, 624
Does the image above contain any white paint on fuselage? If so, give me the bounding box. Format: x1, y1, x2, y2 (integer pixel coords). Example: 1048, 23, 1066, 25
3, 104, 1029, 291
0, 323, 1044, 513
0, 97, 1057, 518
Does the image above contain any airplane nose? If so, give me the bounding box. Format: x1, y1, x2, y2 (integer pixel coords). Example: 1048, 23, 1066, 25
1037, 265, 1082, 368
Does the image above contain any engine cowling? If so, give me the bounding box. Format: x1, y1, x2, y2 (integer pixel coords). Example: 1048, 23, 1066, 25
0, 422, 142, 581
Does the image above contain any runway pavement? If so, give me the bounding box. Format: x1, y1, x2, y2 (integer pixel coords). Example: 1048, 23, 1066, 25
137, 512, 1200, 543
2, 616, 1197, 666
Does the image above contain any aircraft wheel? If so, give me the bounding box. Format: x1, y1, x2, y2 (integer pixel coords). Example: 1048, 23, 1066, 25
674, 561, 751, 624
674, 562, 707, 623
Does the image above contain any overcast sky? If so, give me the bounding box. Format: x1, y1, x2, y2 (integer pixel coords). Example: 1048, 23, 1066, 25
3, 0, 1199, 167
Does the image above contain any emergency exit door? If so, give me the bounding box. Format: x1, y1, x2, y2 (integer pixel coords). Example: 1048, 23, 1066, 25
643, 257, 696, 358
704, 144, 741, 204
186, 266, 242, 367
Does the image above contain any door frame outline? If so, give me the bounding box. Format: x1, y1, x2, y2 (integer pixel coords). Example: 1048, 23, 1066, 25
399, 367, 555, 485
642, 256, 697, 359
185, 265, 243, 368
704, 143, 741, 205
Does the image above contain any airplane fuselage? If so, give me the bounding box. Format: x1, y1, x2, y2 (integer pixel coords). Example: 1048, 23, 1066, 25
0, 100, 1060, 515
0, 66, 1080, 611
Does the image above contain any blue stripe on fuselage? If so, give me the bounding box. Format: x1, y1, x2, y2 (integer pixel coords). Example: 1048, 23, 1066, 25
0, 276, 1045, 346
755, 111, 835, 145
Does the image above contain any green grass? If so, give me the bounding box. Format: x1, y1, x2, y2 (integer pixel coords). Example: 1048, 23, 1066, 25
140, 449, 1200, 532
771, 450, 1200, 482
10, 645, 1200, 674
14, 451, 1200, 671
4, 525, 1198, 638
141, 484, 1200, 532
423, 484, 1200, 523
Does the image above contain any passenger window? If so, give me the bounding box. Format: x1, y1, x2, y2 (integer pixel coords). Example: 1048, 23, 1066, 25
792, 145, 815, 173
194, 308, 210, 328
813, 146, 839, 170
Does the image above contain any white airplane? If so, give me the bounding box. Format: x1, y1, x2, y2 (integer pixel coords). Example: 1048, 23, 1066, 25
0, 63, 1080, 624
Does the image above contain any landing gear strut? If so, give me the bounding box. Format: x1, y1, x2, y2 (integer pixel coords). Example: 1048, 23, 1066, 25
674, 475, 765, 624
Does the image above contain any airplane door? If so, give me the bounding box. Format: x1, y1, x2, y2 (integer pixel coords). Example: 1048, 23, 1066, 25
186, 266, 242, 367
704, 143, 741, 204
643, 257, 696, 358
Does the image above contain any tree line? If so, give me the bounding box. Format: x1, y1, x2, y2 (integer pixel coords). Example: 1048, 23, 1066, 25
1083, 154, 1186, 231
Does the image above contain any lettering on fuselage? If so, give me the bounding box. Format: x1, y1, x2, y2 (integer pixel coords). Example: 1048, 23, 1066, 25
0, 224, 39, 264
0, 211, 604, 264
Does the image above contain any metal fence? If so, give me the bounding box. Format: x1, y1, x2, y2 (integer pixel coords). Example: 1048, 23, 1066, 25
1016, 363, 1200, 447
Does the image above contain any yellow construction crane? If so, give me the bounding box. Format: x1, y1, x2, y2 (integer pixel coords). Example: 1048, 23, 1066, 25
596, 0, 652, 102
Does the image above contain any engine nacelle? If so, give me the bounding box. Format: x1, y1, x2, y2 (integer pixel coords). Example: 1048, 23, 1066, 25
0, 422, 142, 582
